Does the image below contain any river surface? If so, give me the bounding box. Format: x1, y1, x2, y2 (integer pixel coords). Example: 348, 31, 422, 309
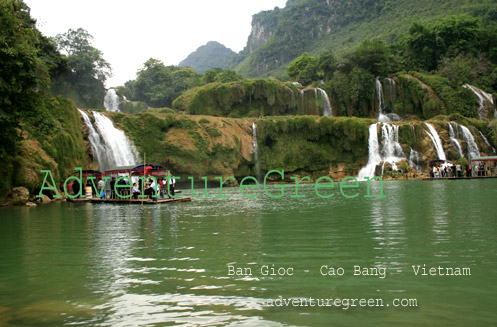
0, 179, 496, 326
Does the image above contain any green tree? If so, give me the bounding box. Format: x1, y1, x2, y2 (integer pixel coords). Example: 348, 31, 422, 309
133, 59, 202, 108
53, 28, 111, 108
317, 50, 337, 81
346, 39, 393, 77
287, 53, 319, 85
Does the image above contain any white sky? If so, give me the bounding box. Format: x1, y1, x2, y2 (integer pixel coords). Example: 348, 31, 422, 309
25, 0, 287, 87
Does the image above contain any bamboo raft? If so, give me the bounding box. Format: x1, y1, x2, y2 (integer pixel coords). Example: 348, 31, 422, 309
67, 196, 192, 204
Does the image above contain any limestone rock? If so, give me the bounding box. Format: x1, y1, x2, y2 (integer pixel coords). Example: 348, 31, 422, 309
5, 187, 30, 206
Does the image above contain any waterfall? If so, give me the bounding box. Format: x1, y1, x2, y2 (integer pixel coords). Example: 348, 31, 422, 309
458, 124, 480, 159
79, 110, 138, 171
375, 77, 389, 122
78, 109, 107, 168
463, 84, 495, 120
410, 125, 416, 143
478, 130, 496, 154
358, 122, 407, 178
104, 89, 121, 112
409, 148, 422, 173
381, 124, 404, 162
448, 122, 463, 158
358, 123, 381, 179
424, 123, 446, 160
252, 122, 262, 182
299, 89, 305, 114
316, 88, 332, 117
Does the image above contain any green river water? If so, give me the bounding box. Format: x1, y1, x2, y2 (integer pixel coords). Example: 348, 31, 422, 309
0, 179, 496, 326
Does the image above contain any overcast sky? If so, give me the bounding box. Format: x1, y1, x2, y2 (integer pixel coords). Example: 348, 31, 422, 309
24, 0, 287, 87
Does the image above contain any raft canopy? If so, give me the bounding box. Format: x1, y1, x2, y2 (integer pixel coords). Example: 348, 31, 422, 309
104, 164, 169, 177
471, 156, 497, 162
428, 160, 454, 166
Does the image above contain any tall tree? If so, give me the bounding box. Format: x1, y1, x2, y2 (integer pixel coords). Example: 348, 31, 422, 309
53, 28, 111, 108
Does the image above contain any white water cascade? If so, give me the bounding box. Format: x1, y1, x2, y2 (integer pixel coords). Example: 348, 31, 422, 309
448, 122, 463, 158
375, 77, 402, 122
409, 148, 422, 173
381, 124, 405, 170
375, 77, 389, 122
79, 110, 138, 171
358, 122, 406, 179
478, 130, 496, 154
458, 124, 480, 159
104, 89, 121, 112
358, 123, 381, 179
252, 122, 262, 182
424, 123, 446, 161
299, 88, 332, 116
463, 84, 495, 120
316, 88, 332, 117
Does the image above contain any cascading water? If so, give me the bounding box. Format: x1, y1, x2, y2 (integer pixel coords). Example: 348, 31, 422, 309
478, 130, 496, 154
358, 122, 406, 178
78, 109, 107, 168
463, 84, 495, 120
448, 122, 463, 158
409, 148, 422, 173
380, 123, 405, 173
299, 89, 305, 113
79, 110, 138, 171
252, 122, 262, 182
299, 88, 332, 116
375, 77, 389, 122
104, 89, 121, 112
376, 77, 402, 122
458, 124, 480, 159
316, 88, 332, 117
424, 123, 446, 160
358, 123, 381, 179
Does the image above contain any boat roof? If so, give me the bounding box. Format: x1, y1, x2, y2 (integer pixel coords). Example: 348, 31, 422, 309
471, 156, 497, 162
104, 164, 169, 175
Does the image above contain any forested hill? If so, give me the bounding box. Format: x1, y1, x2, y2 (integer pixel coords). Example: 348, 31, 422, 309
232, 0, 497, 78
179, 41, 235, 73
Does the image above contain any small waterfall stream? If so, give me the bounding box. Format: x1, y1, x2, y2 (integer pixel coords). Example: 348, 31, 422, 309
316, 88, 332, 117
104, 89, 121, 112
463, 84, 495, 120
299, 88, 332, 116
424, 123, 446, 160
375, 77, 389, 122
358, 123, 381, 179
478, 131, 496, 154
458, 124, 480, 159
252, 122, 262, 182
79, 110, 138, 171
448, 122, 463, 158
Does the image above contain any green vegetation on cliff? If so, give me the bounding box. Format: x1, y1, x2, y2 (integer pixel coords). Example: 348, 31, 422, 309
0, 0, 86, 201
173, 79, 300, 117
233, 0, 497, 78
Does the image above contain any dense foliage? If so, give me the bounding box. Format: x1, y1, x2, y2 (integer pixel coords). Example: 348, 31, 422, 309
0, 0, 85, 199
120, 60, 243, 109
51, 28, 111, 108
